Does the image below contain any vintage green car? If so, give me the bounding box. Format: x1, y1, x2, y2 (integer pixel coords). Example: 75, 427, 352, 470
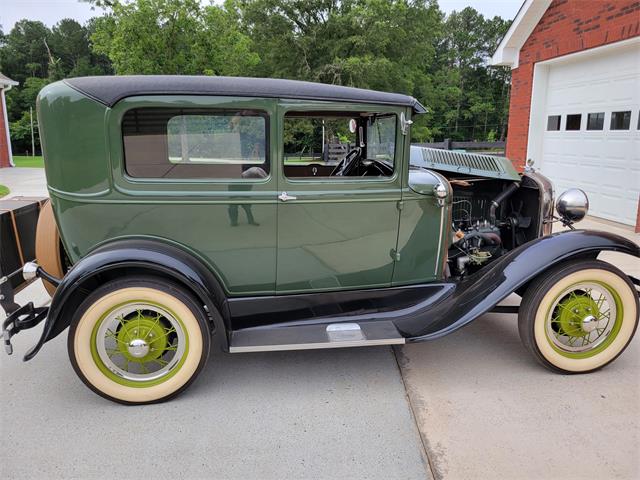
2, 76, 639, 404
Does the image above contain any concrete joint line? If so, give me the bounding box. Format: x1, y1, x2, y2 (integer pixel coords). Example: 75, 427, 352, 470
392, 345, 440, 480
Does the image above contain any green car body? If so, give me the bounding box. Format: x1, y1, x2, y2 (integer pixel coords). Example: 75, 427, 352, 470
38, 80, 450, 295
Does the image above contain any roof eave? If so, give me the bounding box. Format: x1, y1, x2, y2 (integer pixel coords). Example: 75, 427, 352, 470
490, 0, 553, 69
0, 79, 19, 87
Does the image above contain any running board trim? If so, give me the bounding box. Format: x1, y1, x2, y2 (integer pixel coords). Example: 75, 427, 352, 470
229, 321, 405, 353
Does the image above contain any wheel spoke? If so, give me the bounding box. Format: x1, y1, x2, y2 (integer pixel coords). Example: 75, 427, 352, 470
137, 361, 149, 374
106, 347, 122, 358
145, 313, 163, 340
105, 328, 128, 345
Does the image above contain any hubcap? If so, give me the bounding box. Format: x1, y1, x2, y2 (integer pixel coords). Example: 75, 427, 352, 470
94, 303, 187, 383
127, 339, 150, 358
546, 282, 618, 354
581, 315, 599, 333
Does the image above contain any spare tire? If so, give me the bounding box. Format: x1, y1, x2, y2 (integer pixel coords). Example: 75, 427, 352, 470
35, 200, 66, 296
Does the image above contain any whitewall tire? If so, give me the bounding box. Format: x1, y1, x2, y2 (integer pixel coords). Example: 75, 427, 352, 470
518, 260, 638, 373
68, 277, 210, 404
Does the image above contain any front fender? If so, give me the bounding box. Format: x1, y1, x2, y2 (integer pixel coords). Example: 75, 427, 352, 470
24, 239, 228, 361
403, 229, 639, 341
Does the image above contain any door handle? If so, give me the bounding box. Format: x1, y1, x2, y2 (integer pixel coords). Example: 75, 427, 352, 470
278, 192, 297, 202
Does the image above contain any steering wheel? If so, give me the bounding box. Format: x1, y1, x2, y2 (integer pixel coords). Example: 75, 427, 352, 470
330, 147, 361, 176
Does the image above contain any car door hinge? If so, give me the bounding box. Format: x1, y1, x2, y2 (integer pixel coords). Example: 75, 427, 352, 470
396, 200, 404, 211
390, 249, 401, 262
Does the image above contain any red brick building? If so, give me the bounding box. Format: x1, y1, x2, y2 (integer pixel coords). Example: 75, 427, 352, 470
491, 0, 640, 231
0, 73, 18, 168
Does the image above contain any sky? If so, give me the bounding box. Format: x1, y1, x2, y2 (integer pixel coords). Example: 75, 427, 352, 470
1, 0, 523, 32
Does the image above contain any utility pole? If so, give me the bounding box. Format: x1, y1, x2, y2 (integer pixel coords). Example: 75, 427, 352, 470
30, 106, 35, 157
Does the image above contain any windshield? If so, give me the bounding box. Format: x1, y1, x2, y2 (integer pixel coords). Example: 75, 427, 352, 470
367, 114, 396, 164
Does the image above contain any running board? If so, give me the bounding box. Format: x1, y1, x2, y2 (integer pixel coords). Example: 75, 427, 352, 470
229, 321, 405, 353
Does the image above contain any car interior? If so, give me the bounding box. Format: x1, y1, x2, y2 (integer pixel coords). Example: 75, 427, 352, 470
283, 111, 396, 178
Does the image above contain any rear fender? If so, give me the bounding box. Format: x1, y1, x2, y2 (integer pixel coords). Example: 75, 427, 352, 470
24, 239, 228, 361
403, 229, 640, 341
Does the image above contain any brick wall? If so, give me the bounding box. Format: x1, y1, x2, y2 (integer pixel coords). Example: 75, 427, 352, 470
505, 0, 640, 229
0, 87, 10, 168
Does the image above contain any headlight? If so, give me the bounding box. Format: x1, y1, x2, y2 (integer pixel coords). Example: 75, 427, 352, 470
556, 188, 589, 223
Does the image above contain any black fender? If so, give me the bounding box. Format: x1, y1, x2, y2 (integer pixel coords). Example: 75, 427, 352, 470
24, 239, 229, 361
401, 229, 639, 341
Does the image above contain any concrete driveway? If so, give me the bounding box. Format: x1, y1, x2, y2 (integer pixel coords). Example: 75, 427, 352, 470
1, 166, 639, 479
1, 291, 429, 480
398, 219, 640, 480
0, 167, 48, 197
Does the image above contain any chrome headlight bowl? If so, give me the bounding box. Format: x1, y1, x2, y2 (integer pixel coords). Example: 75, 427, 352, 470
556, 188, 589, 223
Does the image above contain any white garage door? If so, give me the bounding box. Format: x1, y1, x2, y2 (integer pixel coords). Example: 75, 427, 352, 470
539, 42, 639, 225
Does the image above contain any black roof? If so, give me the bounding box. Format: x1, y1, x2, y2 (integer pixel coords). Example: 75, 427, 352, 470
64, 75, 426, 113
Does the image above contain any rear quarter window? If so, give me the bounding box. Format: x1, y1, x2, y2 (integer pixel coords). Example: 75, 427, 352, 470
122, 108, 269, 179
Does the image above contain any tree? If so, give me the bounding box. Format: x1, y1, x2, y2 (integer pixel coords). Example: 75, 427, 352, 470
89, 0, 258, 75
2, 1, 512, 146
428, 8, 511, 141
5, 77, 48, 123
234, 0, 441, 92
0, 20, 51, 83
49, 19, 92, 76
10, 109, 39, 156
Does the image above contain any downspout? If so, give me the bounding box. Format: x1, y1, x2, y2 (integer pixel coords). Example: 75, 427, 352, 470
1, 85, 15, 167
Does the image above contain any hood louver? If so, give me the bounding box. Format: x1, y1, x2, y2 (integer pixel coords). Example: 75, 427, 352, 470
410, 146, 521, 181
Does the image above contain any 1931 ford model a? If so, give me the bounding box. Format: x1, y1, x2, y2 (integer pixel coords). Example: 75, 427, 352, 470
2, 76, 639, 404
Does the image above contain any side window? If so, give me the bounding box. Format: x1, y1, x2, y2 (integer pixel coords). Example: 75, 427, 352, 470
586, 112, 605, 130
546, 115, 561, 131
283, 112, 396, 179
123, 108, 268, 179
610, 111, 631, 131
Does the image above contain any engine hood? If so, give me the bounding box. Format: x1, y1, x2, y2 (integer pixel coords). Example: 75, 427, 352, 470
409, 145, 521, 181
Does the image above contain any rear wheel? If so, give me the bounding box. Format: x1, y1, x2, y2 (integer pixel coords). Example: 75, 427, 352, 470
518, 259, 638, 373
68, 277, 210, 404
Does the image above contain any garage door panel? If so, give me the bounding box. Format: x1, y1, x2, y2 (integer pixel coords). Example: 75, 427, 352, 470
538, 42, 639, 226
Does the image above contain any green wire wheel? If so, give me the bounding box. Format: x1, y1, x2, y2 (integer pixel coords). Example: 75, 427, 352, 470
518, 259, 638, 374
68, 276, 210, 404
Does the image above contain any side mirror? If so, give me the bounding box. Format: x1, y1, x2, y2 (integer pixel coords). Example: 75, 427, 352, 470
556, 188, 589, 223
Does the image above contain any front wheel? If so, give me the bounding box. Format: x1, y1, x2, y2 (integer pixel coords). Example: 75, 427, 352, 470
68, 276, 210, 404
518, 259, 639, 374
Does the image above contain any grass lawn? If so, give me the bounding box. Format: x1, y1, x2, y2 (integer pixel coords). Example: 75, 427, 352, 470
13, 155, 44, 168
0, 185, 9, 198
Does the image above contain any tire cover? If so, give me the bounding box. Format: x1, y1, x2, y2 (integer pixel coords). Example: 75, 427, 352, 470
35, 200, 65, 296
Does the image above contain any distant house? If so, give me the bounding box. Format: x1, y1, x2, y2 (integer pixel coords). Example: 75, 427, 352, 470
491, 0, 640, 231
1, 73, 19, 168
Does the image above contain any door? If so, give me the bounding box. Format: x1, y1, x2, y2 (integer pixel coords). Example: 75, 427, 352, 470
275, 103, 404, 293
538, 42, 640, 225
109, 96, 279, 295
